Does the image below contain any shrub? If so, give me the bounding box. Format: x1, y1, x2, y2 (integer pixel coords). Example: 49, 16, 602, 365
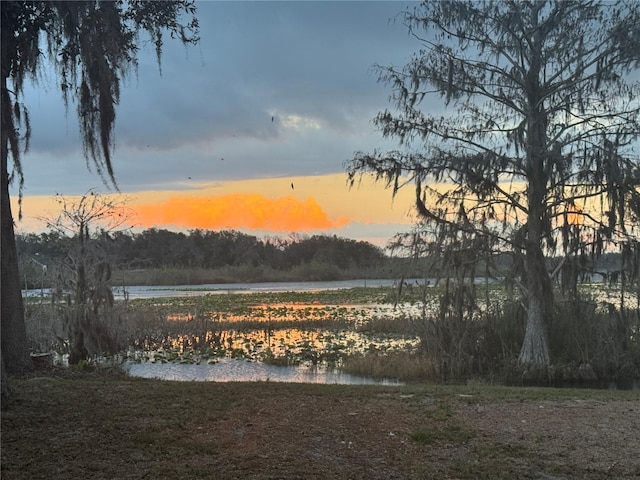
412, 289, 640, 385
547, 299, 640, 383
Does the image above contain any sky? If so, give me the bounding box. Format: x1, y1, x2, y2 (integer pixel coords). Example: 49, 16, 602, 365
10, 1, 425, 247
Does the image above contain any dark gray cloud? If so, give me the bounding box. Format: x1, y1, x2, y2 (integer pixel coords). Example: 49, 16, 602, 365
16, 1, 420, 196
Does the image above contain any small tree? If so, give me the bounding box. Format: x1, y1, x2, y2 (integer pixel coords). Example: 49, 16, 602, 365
42, 191, 132, 364
347, 0, 640, 372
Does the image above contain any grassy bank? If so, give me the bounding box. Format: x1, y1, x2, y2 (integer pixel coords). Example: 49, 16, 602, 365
2, 370, 639, 479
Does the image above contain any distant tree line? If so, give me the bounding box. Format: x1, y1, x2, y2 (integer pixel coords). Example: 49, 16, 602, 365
16, 229, 386, 278
17, 227, 627, 290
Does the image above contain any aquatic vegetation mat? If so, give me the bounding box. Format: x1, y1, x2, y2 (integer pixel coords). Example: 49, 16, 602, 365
119, 288, 422, 369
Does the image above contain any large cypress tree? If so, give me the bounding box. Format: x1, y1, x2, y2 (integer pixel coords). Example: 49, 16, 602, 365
347, 0, 640, 371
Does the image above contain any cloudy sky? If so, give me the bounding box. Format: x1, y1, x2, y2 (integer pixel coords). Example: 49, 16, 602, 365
12, 1, 425, 246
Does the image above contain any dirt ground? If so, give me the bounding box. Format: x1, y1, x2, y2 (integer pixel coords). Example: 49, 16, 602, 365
2, 371, 639, 479
208, 394, 640, 479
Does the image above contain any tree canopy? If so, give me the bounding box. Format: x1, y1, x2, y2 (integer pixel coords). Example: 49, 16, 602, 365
347, 0, 640, 369
1, 1, 199, 377
2, 1, 199, 198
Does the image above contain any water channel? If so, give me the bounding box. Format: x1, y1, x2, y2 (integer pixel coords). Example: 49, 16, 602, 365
111, 278, 422, 299
124, 357, 403, 385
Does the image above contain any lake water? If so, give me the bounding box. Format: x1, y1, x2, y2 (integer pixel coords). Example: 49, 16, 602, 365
23, 278, 419, 299
24, 277, 510, 300
124, 357, 402, 385
111, 278, 422, 299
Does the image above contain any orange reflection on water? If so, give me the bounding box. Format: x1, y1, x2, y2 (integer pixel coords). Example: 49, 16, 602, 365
150, 301, 421, 363
133, 194, 350, 231
166, 303, 355, 324
228, 328, 324, 354
143, 301, 421, 364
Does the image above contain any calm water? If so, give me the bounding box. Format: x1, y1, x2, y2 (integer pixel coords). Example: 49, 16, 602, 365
23, 278, 419, 299
111, 278, 422, 299
124, 358, 402, 385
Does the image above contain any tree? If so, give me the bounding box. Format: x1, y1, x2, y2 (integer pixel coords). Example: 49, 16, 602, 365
347, 0, 640, 371
43, 191, 132, 364
1, 1, 199, 378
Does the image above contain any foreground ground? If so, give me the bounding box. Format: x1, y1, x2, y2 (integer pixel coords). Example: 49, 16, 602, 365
2, 369, 639, 479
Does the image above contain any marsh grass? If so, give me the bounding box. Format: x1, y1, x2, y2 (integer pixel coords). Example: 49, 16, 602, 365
341, 351, 438, 382
113, 264, 396, 287
114, 265, 290, 286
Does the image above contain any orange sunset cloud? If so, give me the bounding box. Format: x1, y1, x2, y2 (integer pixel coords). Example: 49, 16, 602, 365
133, 194, 351, 231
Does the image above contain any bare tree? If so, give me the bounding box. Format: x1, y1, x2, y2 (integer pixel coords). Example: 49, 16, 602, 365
41, 191, 132, 364
44, 191, 131, 303
347, 0, 640, 371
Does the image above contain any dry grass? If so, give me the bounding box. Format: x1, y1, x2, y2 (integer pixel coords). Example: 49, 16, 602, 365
341, 351, 438, 382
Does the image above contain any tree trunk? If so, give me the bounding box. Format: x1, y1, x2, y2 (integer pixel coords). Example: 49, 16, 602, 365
520, 42, 553, 370
518, 233, 552, 368
1, 83, 32, 375
518, 287, 550, 366
518, 186, 553, 369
